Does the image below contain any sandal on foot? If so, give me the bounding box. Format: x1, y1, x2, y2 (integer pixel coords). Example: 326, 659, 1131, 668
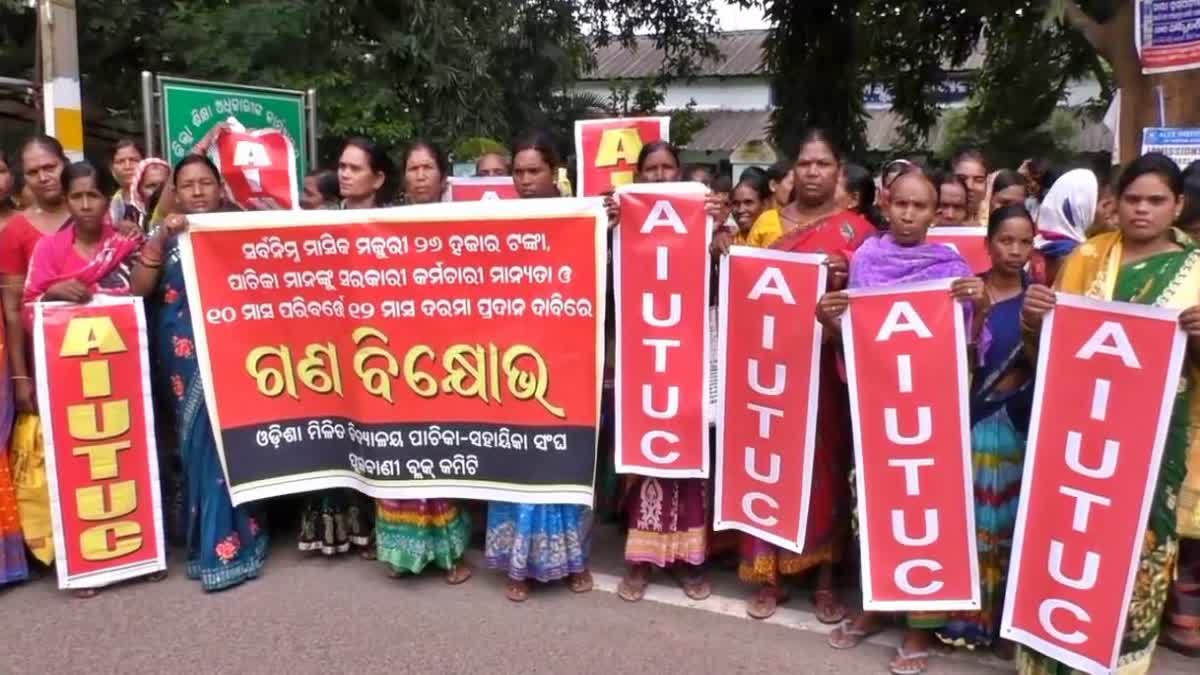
445, 564, 472, 585
813, 588, 847, 625
669, 568, 711, 601
360, 548, 377, 561
618, 568, 650, 602
567, 570, 593, 593
828, 618, 882, 650
888, 647, 930, 675
746, 585, 789, 620
505, 580, 529, 602
147, 570, 168, 582
73, 588, 100, 599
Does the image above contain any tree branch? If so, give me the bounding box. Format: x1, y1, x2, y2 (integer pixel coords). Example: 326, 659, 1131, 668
1061, 0, 1109, 58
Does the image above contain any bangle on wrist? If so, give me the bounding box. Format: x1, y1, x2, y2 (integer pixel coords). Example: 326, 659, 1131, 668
12, 375, 31, 381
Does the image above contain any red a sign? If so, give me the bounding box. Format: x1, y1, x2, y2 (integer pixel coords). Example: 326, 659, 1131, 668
574, 117, 671, 197
1001, 295, 1186, 675
714, 247, 826, 552
33, 297, 166, 589
842, 280, 980, 611
209, 117, 299, 211
927, 227, 991, 274
615, 182, 710, 477
448, 177, 518, 202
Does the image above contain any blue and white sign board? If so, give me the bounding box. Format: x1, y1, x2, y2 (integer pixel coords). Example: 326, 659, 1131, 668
1142, 127, 1200, 168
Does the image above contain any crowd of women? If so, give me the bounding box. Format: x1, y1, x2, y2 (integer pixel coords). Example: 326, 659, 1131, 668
1, 124, 1199, 675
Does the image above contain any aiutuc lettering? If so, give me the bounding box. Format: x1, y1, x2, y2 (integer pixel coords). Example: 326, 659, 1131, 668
60, 316, 143, 561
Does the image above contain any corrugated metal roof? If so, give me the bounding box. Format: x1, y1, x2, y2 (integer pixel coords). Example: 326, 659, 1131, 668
683, 109, 771, 152
584, 30, 767, 80
585, 30, 985, 81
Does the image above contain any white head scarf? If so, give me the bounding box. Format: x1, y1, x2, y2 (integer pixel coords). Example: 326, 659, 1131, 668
1035, 169, 1098, 245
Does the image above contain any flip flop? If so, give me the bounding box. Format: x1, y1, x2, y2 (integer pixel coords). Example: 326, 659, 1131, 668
147, 570, 168, 583
445, 564, 472, 585
888, 647, 930, 675
505, 580, 529, 603
72, 588, 100, 599
746, 585, 789, 620
618, 571, 650, 602
813, 588, 847, 624
567, 570, 594, 593
828, 618, 883, 650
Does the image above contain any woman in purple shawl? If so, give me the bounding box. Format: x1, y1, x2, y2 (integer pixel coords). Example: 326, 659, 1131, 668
817, 169, 991, 675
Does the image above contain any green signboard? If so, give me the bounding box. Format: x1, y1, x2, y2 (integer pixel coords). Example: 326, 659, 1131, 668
158, 76, 309, 177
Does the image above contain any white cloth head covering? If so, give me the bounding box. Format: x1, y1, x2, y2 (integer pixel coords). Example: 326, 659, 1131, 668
1035, 169, 1098, 245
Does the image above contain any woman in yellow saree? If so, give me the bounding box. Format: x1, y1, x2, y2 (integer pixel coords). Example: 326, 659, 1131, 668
1020, 152, 1200, 674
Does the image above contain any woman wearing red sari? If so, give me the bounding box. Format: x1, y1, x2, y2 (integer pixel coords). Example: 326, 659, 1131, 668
731, 129, 876, 622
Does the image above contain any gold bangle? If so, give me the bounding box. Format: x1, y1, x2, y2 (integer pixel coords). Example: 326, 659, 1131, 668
11, 375, 31, 380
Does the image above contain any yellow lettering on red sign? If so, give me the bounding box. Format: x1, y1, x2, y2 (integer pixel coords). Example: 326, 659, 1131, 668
59, 316, 127, 357
59, 315, 143, 567
80, 522, 143, 561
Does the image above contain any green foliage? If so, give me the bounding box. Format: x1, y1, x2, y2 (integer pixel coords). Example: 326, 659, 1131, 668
5, 0, 723, 166
453, 137, 508, 161
739, 0, 1114, 162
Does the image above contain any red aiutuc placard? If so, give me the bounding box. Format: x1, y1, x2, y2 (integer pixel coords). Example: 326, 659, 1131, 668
714, 247, 826, 552
447, 177, 518, 201
927, 227, 991, 274
208, 118, 299, 210
34, 297, 166, 589
614, 182, 710, 477
180, 199, 606, 506
842, 280, 980, 611
573, 117, 670, 197
1001, 295, 1186, 675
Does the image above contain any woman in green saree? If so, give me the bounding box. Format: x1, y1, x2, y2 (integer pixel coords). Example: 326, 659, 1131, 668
1020, 152, 1200, 674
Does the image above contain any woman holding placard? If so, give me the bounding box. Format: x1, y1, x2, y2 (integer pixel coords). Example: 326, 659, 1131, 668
817, 168, 987, 675
371, 139, 473, 586
484, 130, 593, 602
130, 155, 270, 592
613, 140, 714, 603
1019, 153, 1200, 674
725, 130, 876, 625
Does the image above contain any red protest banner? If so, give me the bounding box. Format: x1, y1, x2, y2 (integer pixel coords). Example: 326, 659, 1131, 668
1000, 295, 1186, 675
448, 177, 519, 202
714, 247, 826, 551
843, 279, 980, 611
181, 199, 606, 506
208, 117, 299, 211
574, 117, 670, 197
927, 227, 991, 274
614, 183, 710, 477
33, 297, 166, 590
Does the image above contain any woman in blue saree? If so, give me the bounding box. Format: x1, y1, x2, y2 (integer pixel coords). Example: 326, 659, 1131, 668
131, 155, 268, 591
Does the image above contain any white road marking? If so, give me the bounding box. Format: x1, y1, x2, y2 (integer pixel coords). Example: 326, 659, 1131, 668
589, 572, 1014, 672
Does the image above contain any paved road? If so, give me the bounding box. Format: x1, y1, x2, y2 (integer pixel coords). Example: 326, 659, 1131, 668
1, 526, 1194, 675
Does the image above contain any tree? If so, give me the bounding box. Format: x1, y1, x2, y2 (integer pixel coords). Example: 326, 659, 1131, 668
2, 0, 722, 164
1058, 0, 1200, 162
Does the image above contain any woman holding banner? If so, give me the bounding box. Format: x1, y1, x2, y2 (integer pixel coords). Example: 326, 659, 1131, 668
731, 130, 876, 623
485, 130, 592, 602
130, 155, 270, 592
0, 147, 29, 587
296, 137, 393, 559
611, 140, 713, 603
1, 135, 72, 573
21, 161, 150, 595
935, 204, 1036, 657
371, 140, 473, 585
817, 168, 987, 675
1019, 153, 1200, 674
